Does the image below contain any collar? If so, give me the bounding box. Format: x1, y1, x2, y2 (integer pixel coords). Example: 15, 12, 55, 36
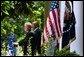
34, 27, 39, 31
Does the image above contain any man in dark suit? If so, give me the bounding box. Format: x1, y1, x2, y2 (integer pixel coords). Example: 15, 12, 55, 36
31, 21, 42, 56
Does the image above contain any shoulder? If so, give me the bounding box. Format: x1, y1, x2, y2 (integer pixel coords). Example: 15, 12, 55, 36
26, 31, 34, 36
36, 27, 41, 31
34, 28, 41, 32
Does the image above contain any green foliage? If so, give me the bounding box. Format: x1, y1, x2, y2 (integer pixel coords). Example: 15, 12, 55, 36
1, 1, 44, 56
40, 41, 79, 56
41, 42, 49, 56
40, 37, 79, 56
54, 47, 79, 56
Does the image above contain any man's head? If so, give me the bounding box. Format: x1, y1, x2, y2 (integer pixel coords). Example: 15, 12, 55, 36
24, 22, 32, 32
32, 21, 39, 29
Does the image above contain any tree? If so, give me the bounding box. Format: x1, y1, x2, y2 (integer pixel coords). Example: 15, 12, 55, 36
1, 1, 44, 56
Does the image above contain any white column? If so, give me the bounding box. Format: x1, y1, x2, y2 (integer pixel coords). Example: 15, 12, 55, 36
70, 1, 83, 56
59, 1, 65, 51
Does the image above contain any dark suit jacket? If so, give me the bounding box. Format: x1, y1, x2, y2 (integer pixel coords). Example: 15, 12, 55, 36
33, 27, 41, 48
19, 31, 33, 46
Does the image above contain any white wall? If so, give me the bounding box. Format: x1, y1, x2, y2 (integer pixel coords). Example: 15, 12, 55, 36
70, 1, 83, 56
